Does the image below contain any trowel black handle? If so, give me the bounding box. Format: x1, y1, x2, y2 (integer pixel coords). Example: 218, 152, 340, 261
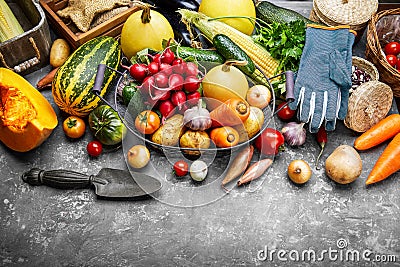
21, 168, 93, 189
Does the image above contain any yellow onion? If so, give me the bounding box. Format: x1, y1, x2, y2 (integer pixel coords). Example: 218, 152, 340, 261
287, 159, 312, 184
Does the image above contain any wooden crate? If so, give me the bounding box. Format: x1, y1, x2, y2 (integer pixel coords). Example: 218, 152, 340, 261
0, 0, 52, 75
39, 0, 139, 49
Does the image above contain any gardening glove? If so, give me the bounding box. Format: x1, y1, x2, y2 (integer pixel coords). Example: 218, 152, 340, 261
288, 25, 355, 133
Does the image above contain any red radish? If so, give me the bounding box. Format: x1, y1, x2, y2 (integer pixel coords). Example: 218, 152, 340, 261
129, 63, 148, 81
169, 73, 184, 91
155, 72, 169, 88
151, 88, 171, 101
185, 62, 199, 77
172, 58, 187, 75
139, 76, 155, 95
184, 75, 201, 92
151, 53, 161, 65
178, 103, 190, 114
159, 63, 173, 76
171, 91, 186, 108
158, 100, 175, 119
161, 47, 176, 64
186, 91, 201, 106
147, 61, 159, 75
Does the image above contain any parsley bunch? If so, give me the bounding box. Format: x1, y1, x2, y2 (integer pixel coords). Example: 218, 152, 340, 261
253, 20, 306, 72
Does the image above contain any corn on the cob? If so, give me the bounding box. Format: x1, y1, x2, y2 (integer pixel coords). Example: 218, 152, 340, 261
178, 9, 280, 79
0, 0, 24, 42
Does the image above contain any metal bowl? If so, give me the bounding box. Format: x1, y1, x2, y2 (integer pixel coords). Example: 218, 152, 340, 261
95, 62, 286, 158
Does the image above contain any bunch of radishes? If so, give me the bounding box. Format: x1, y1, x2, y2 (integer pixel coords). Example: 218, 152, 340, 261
126, 47, 203, 120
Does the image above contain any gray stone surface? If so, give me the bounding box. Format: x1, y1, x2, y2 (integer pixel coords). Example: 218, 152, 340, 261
1, 1, 400, 266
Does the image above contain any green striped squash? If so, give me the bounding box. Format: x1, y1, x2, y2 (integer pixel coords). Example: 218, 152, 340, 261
52, 36, 121, 117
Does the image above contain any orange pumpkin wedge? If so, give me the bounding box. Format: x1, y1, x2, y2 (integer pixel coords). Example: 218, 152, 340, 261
0, 67, 58, 152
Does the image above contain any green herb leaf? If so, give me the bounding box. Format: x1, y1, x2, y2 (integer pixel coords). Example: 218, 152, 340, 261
253, 20, 306, 72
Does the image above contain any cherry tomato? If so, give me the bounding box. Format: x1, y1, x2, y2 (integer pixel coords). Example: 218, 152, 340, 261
173, 160, 189, 177
135, 110, 161, 135
386, 54, 397, 67
277, 101, 296, 121
87, 141, 103, 157
254, 128, 285, 156
397, 60, 400, 70
384, 41, 400, 56
62, 116, 86, 139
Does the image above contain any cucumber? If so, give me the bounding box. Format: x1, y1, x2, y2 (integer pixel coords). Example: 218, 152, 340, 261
212, 34, 268, 87
255, 1, 317, 25
170, 45, 225, 63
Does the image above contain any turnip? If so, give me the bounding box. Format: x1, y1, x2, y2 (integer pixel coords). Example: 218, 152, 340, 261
190, 160, 208, 182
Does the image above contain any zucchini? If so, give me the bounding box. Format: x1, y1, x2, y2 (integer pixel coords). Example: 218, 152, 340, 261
255, 1, 317, 25
212, 34, 268, 87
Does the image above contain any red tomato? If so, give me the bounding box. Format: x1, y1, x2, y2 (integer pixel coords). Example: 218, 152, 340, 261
397, 60, 400, 70
87, 141, 103, 157
173, 160, 189, 177
277, 102, 296, 121
385, 41, 400, 56
386, 54, 397, 67
255, 128, 285, 156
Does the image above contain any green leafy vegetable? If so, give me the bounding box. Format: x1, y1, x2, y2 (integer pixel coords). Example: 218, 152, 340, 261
252, 20, 306, 72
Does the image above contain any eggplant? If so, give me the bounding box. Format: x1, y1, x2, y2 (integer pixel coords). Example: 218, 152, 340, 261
143, 0, 211, 48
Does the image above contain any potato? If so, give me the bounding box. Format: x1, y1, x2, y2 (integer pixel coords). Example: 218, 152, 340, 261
325, 145, 362, 184
234, 106, 264, 143
151, 114, 185, 146
180, 130, 210, 155
50, 39, 71, 68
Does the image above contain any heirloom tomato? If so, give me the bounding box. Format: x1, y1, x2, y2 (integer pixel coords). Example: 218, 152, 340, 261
63, 116, 86, 139
135, 110, 161, 135
88, 105, 126, 145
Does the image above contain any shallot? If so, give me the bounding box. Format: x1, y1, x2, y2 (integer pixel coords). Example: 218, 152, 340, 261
237, 158, 273, 186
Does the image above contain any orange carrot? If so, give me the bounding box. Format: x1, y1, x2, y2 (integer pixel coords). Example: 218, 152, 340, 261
366, 133, 400, 185
210, 98, 250, 127
354, 114, 400, 150
36, 67, 59, 90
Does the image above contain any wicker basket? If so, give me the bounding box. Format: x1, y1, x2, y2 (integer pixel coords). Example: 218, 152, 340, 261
351, 56, 379, 92
344, 80, 393, 132
365, 8, 400, 98
310, 0, 378, 43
